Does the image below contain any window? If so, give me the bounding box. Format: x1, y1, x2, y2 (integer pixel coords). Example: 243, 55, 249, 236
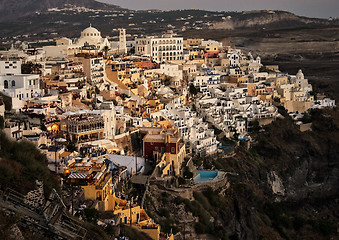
4, 80, 8, 89
171, 147, 175, 153
11, 81, 15, 87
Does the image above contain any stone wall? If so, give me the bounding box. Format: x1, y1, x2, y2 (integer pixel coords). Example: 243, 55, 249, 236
23, 180, 45, 209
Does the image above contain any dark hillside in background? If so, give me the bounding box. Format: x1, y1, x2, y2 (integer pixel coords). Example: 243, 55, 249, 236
0, 0, 124, 22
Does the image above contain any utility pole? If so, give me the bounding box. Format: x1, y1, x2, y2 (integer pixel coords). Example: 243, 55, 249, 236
135, 154, 137, 175
130, 196, 133, 226
71, 183, 74, 216
54, 138, 57, 173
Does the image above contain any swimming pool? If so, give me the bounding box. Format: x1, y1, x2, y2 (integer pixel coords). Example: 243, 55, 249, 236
194, 170, 218, 183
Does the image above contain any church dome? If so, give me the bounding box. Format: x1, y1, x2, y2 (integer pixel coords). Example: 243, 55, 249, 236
75, 25, 109, 50
81, 25, 101, 38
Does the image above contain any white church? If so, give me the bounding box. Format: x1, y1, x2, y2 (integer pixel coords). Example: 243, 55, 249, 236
44, 25, 111, 58
74, 25, 110, 50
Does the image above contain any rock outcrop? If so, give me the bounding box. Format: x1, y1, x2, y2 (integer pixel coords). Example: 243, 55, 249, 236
211, 10, 336, 30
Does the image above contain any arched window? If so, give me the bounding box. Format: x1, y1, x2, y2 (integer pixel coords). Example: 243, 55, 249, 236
12, 80, 15, 87
4, 80, 8, 89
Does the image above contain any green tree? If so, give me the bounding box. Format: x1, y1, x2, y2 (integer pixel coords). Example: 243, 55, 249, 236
0, 132, 60, 196
104, 223, 115, 235
183, 167, 193, 179
0, 93, 12, 111
189, 84, 198, 95
0, 116, 4, 129
67, 142, 77, 152
103, 46, 110, 59
83, 208, 100, 224
40, 123, 47, 131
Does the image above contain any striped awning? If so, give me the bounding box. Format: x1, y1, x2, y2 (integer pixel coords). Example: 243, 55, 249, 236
68, 173, 88, 179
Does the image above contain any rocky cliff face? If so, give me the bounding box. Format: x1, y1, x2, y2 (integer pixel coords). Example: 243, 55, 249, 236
211, 10, 334, 30
145, 109, 339, 240
0, 0, 123, 22
254, 109, 339, 202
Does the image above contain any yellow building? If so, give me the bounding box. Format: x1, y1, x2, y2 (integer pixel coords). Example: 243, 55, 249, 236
143, 132, 186, 176
144, 69, 155, 78
237, 76, 249, 84
146, 99, 165, 112
66, 155, 127, 212
185, 38, 204, 48
205, 45, 219, 52
268, 76, 288, 87
113, 196, 173, 240
180, 63, 197, 81
284, 91, 314, 113
257, 92, 279, 104
68, 156, 172, 240
105, 60, 145, 91
191, 59, 205, 65
81, 168, 116, 211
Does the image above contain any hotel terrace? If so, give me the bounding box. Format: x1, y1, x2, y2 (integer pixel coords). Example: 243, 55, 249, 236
66, 155, 127, 211
63, 112, 104, 143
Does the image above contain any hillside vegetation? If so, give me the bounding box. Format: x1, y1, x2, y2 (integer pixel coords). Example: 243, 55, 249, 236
0, 131, 60, 196
145, 108, 339, 240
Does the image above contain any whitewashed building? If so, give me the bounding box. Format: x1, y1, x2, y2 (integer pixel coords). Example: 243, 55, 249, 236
192, 73, 221, 92
0, 74, 41, 100
0, 60, 21, 75
156, 63, 183, 80
79, 57, 105, 84
135, 34, 183, 62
